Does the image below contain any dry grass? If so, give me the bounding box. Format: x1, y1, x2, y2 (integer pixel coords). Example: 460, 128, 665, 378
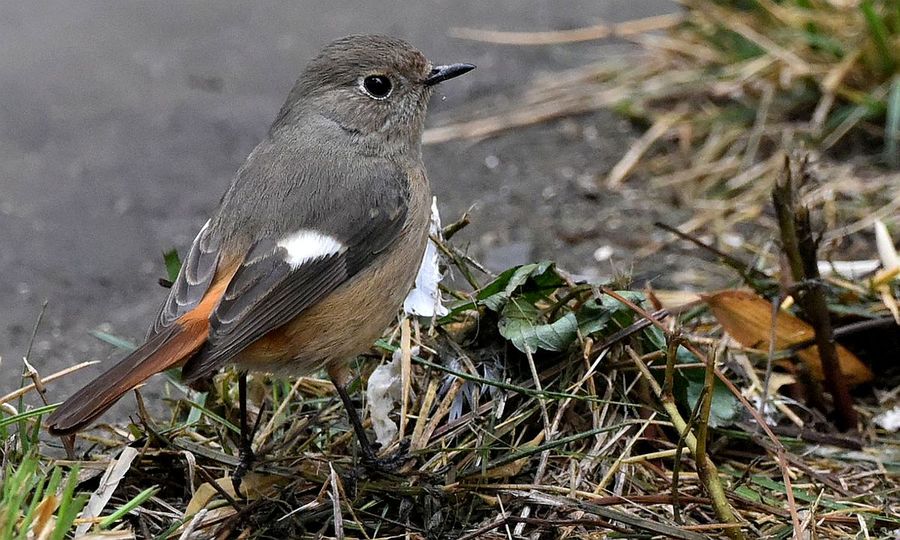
428, 0, 900, 262
2, 2, 899, 538
4, 232, 899, 538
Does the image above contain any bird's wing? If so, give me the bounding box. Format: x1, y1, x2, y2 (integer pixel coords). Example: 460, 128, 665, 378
149, 220, 221, 338
181, 168, 409, 383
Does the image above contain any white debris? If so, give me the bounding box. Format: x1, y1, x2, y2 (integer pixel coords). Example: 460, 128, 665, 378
76, 446, 140, 536
817, 259, 880, 278
366, 347, 417, 447
875, 220, 899, 272
592, 245, 614, 262
722, 232, 744, 248
404, 197, 449, 317
874, 405, 900, 432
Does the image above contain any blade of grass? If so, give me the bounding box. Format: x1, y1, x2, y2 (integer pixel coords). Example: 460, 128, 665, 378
50, 467, 86, 540
99, 486, 159, 529
885, 75, 900, 167
0, 403, 59, 430
89, 331, 137, 351
860, 0, 896, 74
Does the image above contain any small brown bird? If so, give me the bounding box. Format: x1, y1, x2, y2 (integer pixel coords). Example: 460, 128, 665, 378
46, 35, 473, 468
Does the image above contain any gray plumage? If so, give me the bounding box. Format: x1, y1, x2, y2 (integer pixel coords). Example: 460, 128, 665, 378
47, 34, 473, 436
153, 35, 443, 381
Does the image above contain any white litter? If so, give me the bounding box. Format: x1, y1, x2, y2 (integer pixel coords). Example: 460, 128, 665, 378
366, 346, 419, 447
404, 196, 449, 318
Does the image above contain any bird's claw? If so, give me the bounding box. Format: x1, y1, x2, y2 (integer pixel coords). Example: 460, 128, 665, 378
360, 438, 411, 473
232, 442, 256, 496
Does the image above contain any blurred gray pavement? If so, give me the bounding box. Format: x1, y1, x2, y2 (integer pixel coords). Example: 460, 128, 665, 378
0, 1, 675, 407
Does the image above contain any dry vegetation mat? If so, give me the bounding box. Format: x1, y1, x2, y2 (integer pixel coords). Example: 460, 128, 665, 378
3, 215, 898, 538
2, 0, 900, 538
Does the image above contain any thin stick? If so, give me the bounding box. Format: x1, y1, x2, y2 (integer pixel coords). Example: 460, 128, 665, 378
772, 157, 857, 431
607, 110, 684, 188
759, 294, 783, 419
627, 348, 745, 540
1, 361, 99, 406
601, 287, 801, 534
328, 463, 344, 540
448, 13, 683, 46
399, 317, 412, 441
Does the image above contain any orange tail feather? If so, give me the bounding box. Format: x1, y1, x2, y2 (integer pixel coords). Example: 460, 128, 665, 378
46, 320, 208, 436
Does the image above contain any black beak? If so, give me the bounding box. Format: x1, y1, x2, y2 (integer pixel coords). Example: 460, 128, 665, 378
424, 63, 476, 86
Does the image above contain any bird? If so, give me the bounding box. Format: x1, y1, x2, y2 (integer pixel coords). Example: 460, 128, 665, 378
45, 35, 474, 473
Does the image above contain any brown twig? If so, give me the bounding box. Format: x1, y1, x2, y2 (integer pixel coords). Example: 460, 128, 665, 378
771, 156, 858, 431
601, 287, 803, 535
626, 346, 745, 540
653, 221, 772, 285
441, 210, 471, 240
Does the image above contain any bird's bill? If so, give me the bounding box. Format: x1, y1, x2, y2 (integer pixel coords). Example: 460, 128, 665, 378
424, 63, 475, 86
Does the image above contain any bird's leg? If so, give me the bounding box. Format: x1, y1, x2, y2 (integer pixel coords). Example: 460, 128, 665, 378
327, 363, 410, 472
328, 371, 380, 463
232, 371, 257, 495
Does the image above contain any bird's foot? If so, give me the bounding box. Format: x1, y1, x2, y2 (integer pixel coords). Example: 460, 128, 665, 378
359, 438, 411, 474
232, 442, 256, 496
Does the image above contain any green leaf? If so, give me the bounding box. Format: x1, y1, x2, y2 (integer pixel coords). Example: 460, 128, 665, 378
643, 327, 694, 363
680, 370, 741, 428
498, 300, 578, 353
575, 299, 613, 336
163, 248, 182, 282
601, 290, 651, 329
89, 330, 137, 351
477, 261, 556, 311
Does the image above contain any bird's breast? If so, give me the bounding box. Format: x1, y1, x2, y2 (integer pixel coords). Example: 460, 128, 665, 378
232, 166, 432, 375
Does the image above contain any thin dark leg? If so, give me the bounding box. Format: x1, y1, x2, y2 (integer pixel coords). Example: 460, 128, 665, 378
329, 374, 380, 462
233, 372, 256, 494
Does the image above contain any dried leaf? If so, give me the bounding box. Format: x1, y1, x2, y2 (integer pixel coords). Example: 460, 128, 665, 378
647, 289, 703, 310
184, 473, 282, 517
704, 290, 873, 385
681, 370, 741, 427
30, 494, 57, 540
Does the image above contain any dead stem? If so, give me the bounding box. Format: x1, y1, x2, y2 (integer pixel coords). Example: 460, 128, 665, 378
772, 156, 858, 431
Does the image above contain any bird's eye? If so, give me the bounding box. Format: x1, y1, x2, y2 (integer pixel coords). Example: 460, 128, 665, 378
361, 75, 392, 99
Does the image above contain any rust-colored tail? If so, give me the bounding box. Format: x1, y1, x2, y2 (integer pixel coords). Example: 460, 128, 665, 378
46, 320, 208, 436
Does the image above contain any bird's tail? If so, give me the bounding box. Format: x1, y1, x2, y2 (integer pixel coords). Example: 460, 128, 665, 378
45, 321, 208, 436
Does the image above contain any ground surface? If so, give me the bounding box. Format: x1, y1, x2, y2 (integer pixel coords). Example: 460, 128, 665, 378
0, 2, 678, 404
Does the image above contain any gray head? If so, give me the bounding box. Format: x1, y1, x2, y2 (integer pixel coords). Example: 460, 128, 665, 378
272, 35, 473, 151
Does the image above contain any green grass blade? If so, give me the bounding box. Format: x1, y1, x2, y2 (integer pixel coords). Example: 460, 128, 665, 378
886, 75, 900, 167
180, 400, 240, 435
15, 465, 49, 540
0, 404, 58, 430
0, 455, 37, 539
89, 330, 138, 351
50, 467, 86, 540
861, 0, 897, 73
99, 486, 159, 529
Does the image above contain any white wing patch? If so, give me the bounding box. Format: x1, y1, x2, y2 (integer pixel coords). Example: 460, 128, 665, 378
277, 229, 345, 269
